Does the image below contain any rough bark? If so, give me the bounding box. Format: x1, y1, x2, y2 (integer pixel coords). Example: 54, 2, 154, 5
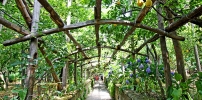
157, 2, 172, 90
25, 0, 40, 99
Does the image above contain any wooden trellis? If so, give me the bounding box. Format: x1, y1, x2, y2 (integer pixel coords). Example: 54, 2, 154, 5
0, 0, 202, 99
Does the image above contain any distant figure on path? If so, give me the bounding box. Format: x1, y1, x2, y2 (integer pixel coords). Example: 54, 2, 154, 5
100, 75, 103, 81
94, 75, 99, 81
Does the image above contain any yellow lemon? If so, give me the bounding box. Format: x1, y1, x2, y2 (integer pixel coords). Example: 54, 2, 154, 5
113, 24, 117, 26
137, 0, 143, 7
145, 0, 152, 7
136, 78, 140, 83
116, 1, 120, 5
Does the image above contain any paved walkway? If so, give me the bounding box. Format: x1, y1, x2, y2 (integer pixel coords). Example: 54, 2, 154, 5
86, 80, 112, 100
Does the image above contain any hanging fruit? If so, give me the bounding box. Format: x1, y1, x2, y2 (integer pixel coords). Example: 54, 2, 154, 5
116, 1, 121, 5
145, 0, 152, 7
137, 0, 143, 7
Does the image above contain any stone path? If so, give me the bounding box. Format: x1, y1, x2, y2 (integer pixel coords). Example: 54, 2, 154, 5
86, 80, 113, 100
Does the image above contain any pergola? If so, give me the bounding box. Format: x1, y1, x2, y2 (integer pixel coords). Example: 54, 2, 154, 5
0, 0, 202, 99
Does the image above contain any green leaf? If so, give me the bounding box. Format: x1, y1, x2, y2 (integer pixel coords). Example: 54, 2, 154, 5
195, 81, 202, 91
171, 88, 182, 99
174, 73, 182, 81
198, 72, 202, 78
186, 92, 193, 100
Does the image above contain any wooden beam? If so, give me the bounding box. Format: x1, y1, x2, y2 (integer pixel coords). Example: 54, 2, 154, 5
25, 0, 40, 99
165, 5, 202, 32
80, 61, 98, 67
138, 24, 185, 41
37, 0, 64, 27
3, 19, 185, 46
69, 55, 99, 63
94, 0, 102, 67
95, 0, 101, 20
22, 0, 32, 18
15, 0, 32, 28
0, 17, 29, 35
54, 45, 147, 62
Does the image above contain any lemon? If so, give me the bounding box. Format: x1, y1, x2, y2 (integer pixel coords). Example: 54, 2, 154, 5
136, 78, 140, 83
145, 0, 152, 7
137, 0, 143, 7
116, 1, 120, 5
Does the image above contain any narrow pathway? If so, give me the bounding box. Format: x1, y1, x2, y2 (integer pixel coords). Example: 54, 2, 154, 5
86, 80, 113, 100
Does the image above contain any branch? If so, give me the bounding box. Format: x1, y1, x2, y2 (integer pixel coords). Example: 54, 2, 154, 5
190, 18, 202, 27
3, 19, 185, 46
0, 17, 29, 35
37, 0, 64, 27
152, 6, 181, 20
165, 5, 202, 32
135, 34, 159, 53
138, 24, 185, 41
69, 56, 99, 63
15, 0, 32, 28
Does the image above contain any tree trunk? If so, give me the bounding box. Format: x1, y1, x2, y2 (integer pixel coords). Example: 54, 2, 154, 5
25, 0, 40, 99
157, 2, 172, 90
0, 0, 7, 31
151, 44, 166, 99
194, 45, 201, 71
165, 6, 187, 82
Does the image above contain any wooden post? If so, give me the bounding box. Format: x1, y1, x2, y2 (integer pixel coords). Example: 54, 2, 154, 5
81, 62, 83, 78
62, 61, 68, 89
74, 53, 77, 85
25, 0, 40, 100
194, 45, 201, 72
164, 3, 187, 82
157, 2, 172, 90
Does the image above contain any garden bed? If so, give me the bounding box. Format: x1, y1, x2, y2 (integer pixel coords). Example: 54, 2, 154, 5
53, 79, 92, 100
115, 84, 156, 100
